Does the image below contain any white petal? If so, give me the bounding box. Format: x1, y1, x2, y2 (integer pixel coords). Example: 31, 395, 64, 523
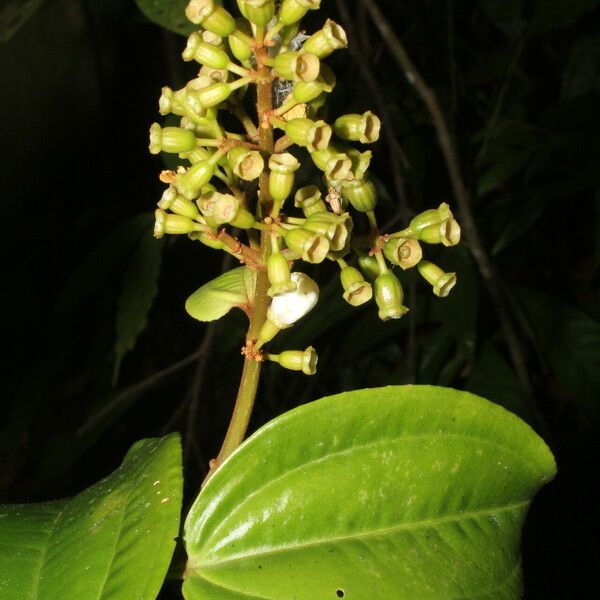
268, 272, 319, 328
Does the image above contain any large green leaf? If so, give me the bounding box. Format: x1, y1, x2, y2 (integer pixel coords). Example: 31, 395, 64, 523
185, 267, 255, 323
0, 433, 183, 600
183, 385, 555, 599
135, 0, 196, 36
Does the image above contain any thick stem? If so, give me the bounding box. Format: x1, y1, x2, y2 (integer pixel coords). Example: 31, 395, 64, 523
203, 47, 274, 484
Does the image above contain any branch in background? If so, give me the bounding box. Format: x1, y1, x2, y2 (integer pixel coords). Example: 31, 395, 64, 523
360, 0, 550, 437
336, 0, 417, 383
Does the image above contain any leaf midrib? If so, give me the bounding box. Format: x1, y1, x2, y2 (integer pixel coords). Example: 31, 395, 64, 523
194, 498, 529, 570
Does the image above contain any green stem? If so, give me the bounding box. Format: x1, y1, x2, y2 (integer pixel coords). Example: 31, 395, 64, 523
204, 43, 274, 485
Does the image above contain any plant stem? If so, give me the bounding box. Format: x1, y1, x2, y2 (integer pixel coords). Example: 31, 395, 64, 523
203, 45, 274, 485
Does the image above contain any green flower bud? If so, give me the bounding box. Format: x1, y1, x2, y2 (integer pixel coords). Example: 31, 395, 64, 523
183, 33, 231, 69
154, 209, 199, 238
158, 186, 200, 220
181, 144, 211, 164
192, 80, 243, 109
185, 0, 236, 37
284, 118, 331, 152
175, 161, 216, 199
294, 185, 327, 216
374, 271, 409, 320
311, 148, 352, 181
383, 237, 422, 270
242, 0, 275, 26
340, 266, 373, 307
334, 111, 381, 144
273, 346, 318, 375
188, 230, 224, 249
199, 65, 230, 83
227, 146, 265, 181
197, 190, 254, 228
278, 0, 321, 25
341, 178, 377, 212
418, 260, 457, 298
358, 252, 380, 281
149, 123, 197, 155
274, 51, 321, 83
284, 227, 330, 263
304, 211, 352, 251
159, 86, 187, 116
347, 148, 372, 180
292, 64, 335, 103
267, 252, 297, 297
228, 19, 253, 63
419, 218, 461, 247
302, 19, 348, 58
236, 0, 249, 18
409, 202, 453, 234
269, 153, 300, 204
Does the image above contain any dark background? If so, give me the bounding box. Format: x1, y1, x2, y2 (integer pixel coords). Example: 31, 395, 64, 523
1, 0, 599, 597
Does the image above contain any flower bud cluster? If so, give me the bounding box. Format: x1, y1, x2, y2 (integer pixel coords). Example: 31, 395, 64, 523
149, 0, 462, 376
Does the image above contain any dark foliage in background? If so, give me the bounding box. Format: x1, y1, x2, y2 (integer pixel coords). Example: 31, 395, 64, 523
1, 0, 598, 597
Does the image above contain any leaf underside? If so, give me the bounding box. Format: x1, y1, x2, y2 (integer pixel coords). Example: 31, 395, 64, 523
183, 385, 555, 600
0, 433, 183, 600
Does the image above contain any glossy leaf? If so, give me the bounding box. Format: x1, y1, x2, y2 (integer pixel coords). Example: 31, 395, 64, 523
0, 0, 44, 42
135, 0, 196, 36
183, 385, 555, 599
0, 433, 183, 600
186, 267, 254, 323
114, 230, 163, 383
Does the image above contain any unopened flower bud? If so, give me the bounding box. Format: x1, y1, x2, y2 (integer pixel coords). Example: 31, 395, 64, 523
358, 252, 380, 281
334, 111, 381, 144
284, 228, 330, 263
304, 211, 352, 251
199, 65, 230, 84
154, 209, 199, 238
183, 33, 231, 69
311, 148, 352, 181
284, 118, 331, 151
374, 271, 409, 320
292, 64, 336, 103
197, 190, 254, 228
347, 148, 372, 180
278, 0, 321, 25
269, 153, 300, 203
175, 160, 216, 199
267, 252, 297, 296
274, 51, 321, 83
228, 19, 253, 63
409, 202, 453, 234
159, 87, 186, 116
340, 266, 373, 306
418, 260, 456, 298
188, 230, 224, 249
185, 0, 236, 36
149, 123, 197, 155
228, 146, 264, 181
192, 81, 234, 108
294, 185, 327, 216
341, 178, 377, 212
302, 19, 348, 58
383, 237, 422, 270
420, 218, 461, 247
158, 186, 200, 220
241, 0, 275, 26
270, 346, 318, 375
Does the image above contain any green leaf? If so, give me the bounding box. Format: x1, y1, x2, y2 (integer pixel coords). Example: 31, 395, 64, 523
114, 230, 163, 382
516, 287, 600, 424
135, 0, 196, 36
183, 385, 555, 599
185, 267, 254, 323
0, 433, 183, 600
0, 0, 44, 42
